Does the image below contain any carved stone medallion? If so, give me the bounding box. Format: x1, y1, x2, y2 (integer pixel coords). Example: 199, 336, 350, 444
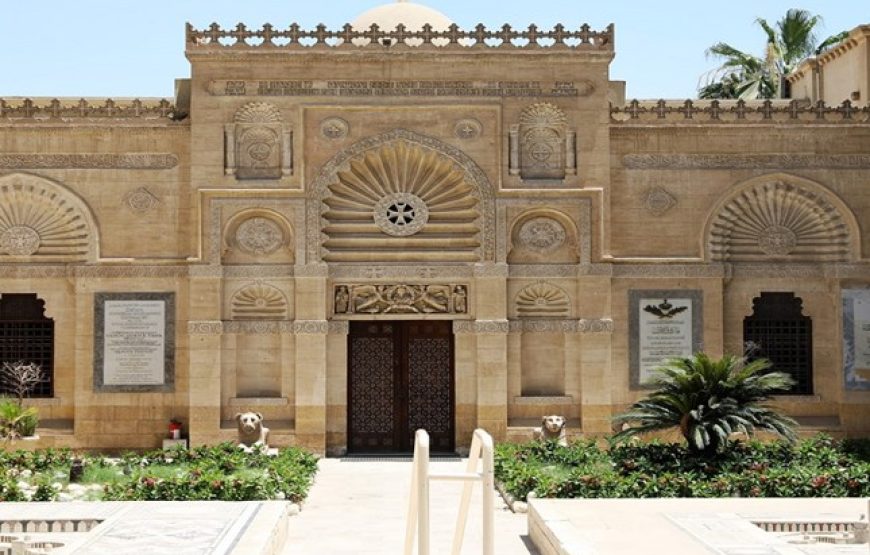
373, 193, 430, 237
235, 217, 284, 255
321, 117, 349, 140
454, 119, 482, 140
758, 225, 798, 255
643, 187, 677, 216
518, 217, 566, 252
124, 187, 160, 214
1, 225, 41, 255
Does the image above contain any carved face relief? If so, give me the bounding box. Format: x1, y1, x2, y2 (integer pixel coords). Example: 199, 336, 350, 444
235, 217, 284, 255
518, 217, 566, 252
1, 225, 41, 255
374, 193, 430, 237
758, 225, 798, 255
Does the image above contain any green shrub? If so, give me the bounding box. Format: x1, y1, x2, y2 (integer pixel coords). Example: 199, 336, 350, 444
495, 435, 870, 502
0, 398, 39, 439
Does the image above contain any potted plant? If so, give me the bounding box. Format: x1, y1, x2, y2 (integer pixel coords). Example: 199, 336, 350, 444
168, 418, 183, 439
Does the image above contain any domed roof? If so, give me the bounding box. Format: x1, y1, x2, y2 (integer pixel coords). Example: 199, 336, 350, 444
351, 1, 454, 32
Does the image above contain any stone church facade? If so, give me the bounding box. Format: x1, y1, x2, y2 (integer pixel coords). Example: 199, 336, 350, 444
1, 6, 868, 453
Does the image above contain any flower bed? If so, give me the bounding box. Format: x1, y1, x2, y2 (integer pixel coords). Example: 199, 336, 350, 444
495, 435, 870, 502
0, 442, 318, 502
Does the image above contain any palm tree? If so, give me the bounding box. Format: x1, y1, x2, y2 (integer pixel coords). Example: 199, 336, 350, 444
700, 9, 847, 99
612, 353, 797, 456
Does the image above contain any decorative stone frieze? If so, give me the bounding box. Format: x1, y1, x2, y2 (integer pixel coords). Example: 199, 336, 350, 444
328, 321, 349, 335
333, 284, 468, 315
452, 320, 510, 334
0, 98, 174, 120
222, 321, 288, 335
124, 187, 160, 214
292, 320, 330, 334
510, 103, 576, 180
473, 263, 509, 278
0, 153, 179, 169
508, 264, 579, 278
507, 318, 613, 333
225, 102, 292, 179
328, 265, 473, 279
187, 321, 223, 335
624, 153, 870, 170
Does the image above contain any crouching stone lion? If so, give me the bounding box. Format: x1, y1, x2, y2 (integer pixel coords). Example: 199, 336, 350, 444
534, 414, 568, 446
236, 411, 270, 453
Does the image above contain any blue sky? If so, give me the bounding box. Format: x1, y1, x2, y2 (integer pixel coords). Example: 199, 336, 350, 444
0, 1, 864, 99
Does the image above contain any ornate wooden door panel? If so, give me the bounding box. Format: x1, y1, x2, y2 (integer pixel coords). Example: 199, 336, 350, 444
348, 320, 454, 453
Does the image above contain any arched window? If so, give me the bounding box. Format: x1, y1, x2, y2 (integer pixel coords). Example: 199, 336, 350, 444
0, 294, 54, 397
743, 292, 812, 395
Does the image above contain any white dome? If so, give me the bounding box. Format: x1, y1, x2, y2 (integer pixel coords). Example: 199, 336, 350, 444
351, 1, 454, 32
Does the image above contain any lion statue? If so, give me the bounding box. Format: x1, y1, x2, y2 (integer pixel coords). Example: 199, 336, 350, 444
534, 414, 567, 446
236, 411, 270, 453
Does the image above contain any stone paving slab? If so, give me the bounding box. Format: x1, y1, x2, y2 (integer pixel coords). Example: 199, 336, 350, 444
528, 498, 868, 555
284, 458, 536, 554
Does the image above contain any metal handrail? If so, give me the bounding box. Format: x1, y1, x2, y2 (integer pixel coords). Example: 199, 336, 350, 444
404, 428, 494, 555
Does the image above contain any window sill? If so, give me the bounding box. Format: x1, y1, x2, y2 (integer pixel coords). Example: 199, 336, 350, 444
21, 397, 62, 407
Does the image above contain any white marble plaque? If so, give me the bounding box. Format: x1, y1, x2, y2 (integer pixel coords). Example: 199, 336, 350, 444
638, 298, 693, 384
843, 289, 870, 390
102, 300, 166, 386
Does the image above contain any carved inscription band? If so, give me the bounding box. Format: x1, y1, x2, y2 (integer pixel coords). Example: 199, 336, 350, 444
0, 154, 179, 170
187, 320, 331, 335
623, 154, 870, 170
210, 80, 592, 98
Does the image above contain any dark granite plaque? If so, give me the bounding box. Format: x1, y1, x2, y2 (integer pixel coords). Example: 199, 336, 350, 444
94, 292, 175, 392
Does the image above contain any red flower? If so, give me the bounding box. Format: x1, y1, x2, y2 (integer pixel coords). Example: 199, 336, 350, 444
811, 475, 828, 488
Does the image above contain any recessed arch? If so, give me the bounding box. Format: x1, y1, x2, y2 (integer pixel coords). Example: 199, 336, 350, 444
703, 172, 860, 262
223, 208, 294, 262
307, 128, 495, 263
0, 172, 99, 262
508, 208, 580, 264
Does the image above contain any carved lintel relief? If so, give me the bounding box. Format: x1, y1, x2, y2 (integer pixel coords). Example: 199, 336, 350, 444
509, 103, 576, 180
334, 284, 468, 315
225, 102, 292, 179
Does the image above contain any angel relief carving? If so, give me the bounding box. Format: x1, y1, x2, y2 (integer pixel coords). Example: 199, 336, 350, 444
334, 284, 468, 315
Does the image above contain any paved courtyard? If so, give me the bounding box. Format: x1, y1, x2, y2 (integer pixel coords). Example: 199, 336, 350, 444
284, 457, 536, 554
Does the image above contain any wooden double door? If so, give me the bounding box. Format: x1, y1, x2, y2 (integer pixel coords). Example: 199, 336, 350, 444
347, 320, 455, 453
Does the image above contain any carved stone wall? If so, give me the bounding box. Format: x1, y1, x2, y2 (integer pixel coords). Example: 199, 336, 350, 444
707, 177, 854, 262
225, 102, 292, 179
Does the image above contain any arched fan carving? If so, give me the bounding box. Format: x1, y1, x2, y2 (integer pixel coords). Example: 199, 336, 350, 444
708, 180, 851, 261
322, 140, 481, 263
0, 174, 92, 261
230, 283, 288, 320
515, 281, 571, 318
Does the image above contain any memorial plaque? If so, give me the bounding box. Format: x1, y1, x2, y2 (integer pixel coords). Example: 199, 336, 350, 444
629, 290, 703, 388
843, 288, 870, 391
94, 292, 175, 392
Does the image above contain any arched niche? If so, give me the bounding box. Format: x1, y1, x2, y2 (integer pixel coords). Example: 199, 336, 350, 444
222, 208, 294, 265
508, 208, 580, 264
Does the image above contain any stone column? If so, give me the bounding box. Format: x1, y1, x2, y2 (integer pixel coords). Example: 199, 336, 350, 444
187, 268, 225, 445
325, 321, 348, 456
293, 265, 329, 454
471, 263, 509, 441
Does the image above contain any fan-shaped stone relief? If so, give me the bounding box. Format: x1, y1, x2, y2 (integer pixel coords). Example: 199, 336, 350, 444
515, 281, 571, 318
230, 283, 288, 320
233, 102, 283, 124
0, 173, 94, 261
322, 140, 481, 263
708, 179, 852, 261
509, 103, 576, 180
225, 102, 291, 180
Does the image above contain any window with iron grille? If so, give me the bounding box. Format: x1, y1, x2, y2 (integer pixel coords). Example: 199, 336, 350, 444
0, 294, 54, 398
743, 292, 812, 395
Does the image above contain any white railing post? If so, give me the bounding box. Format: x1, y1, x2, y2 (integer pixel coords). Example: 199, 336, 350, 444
404, 428, 494, 555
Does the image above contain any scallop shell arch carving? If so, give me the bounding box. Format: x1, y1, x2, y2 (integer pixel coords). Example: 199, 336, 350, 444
233, 102, 282, 123
708, 180, 851, 261
322, 139, 481, 263
230, 283, 288, 320
0, 173, 94, 261
515, 281, 571, 318
519, 103, 567, 125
